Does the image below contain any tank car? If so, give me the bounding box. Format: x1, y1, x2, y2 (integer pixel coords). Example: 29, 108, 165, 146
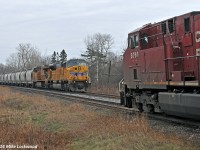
120, 11, 200, 120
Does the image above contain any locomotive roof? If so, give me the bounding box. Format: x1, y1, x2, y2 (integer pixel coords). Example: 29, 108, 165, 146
67, 58, 86, 62
129, 11, 200, 34
129, 23, 151, 34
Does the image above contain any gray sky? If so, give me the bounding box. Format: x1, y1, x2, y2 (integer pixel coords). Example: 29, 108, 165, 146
0, 0, 199, 64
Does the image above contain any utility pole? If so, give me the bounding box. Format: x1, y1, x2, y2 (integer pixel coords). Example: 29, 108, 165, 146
107, 61, 111, 83
96, 58, 99, 83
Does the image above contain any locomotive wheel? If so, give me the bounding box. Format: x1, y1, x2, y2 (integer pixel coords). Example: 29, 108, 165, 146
136, 103, 143, 112
125, 93, 132, 108
126, 96, 132, 108
147, 104, 154, 114
120, 91, 125, 105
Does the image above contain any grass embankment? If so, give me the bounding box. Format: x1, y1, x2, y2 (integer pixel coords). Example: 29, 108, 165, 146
0, 86, 198, 150
88, 84, 119, 95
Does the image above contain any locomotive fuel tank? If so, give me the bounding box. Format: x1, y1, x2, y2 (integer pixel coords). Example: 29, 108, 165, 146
159, 92, 200, 120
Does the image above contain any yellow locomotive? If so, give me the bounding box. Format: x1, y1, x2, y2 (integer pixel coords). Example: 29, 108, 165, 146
32, 59, 90, 92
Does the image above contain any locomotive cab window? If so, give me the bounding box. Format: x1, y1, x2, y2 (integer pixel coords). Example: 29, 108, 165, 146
184, 18, 190, 32
66, 59, 88, 67
140, 33, 149, 50
161, 22, 167, 34
168, 19, 174, 33
129, 34, 139, 49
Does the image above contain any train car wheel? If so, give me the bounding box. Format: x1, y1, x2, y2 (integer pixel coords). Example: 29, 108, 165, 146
126, 96, 132, 108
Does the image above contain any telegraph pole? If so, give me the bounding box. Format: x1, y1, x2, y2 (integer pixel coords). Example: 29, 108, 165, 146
108, 61, 111, 83
96, 58, 99, 83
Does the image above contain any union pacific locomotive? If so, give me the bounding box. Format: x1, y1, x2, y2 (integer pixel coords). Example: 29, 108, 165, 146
120, 11, 200, 120
0, 59, 90, 92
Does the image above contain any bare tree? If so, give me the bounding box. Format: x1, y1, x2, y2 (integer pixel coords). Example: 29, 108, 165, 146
16, 43, 42, 70
99, 51, 123, 85
42, 55, 52, 65
0, 63, 6, 74
6, 53, 20, 72
5, 43, 42, 71
83, 33, 114, 60
121, 39, 128, 53
82, 33, 114, 83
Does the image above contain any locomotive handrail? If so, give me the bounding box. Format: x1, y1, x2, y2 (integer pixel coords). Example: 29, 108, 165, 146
118, 78, 124, 92
164, 55, 200, 60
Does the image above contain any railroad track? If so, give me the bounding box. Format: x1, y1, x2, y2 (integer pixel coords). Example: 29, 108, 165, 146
4, 85, 200, 128
84, 92, 120, 99
10, 86, 133, 112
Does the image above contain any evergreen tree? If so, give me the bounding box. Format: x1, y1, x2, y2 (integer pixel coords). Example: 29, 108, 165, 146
51, 51, 56, 63
59, 49, 67, 63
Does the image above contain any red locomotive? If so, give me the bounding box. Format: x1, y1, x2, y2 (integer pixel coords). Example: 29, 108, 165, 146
120, 11, 200, 120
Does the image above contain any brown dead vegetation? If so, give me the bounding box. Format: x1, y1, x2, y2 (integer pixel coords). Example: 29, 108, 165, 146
0, 86, 198, 150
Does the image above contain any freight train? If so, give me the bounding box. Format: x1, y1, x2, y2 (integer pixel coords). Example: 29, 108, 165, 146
119, 11, 200, 120
0, 59, 90, 92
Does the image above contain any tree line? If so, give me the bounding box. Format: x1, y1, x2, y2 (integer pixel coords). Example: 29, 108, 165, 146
0, 43, 47, 73
0, 33, 124, 85
51, 49, 67, 64
81, 33, 123, 85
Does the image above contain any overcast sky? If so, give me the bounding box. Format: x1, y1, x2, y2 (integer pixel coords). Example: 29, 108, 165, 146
0, 0, 199, 64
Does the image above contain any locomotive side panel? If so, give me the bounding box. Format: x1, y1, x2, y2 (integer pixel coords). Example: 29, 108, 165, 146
194, 14, 200, 81
139, 46, 166, 89
51, 64, 63, 81
173, 14, 195, 82
120, 11, 200, 119
124, 23, 167, 90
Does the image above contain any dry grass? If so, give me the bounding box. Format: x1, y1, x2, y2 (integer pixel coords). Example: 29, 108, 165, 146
0, 86, 199, 150
88, 84, 119, 95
